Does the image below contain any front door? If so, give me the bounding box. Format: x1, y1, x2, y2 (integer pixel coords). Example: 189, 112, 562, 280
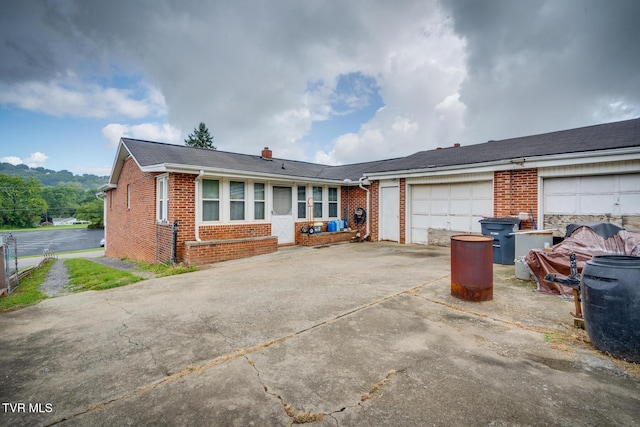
272, 186, 294, 244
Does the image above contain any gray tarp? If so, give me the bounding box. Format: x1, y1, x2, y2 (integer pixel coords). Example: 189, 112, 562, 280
524, 226, 640, 297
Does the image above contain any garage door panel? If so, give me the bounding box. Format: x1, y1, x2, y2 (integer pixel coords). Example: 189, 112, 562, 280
619, 174, 640, 192
430, 200, 449, 215
412, 214, 429, 229
450, 200, 470, 215
450, 184, 470, 198
412, 186, 430, 200
580, 175, 615, 193
472, 199, 493, 215
411, 228, 428, 244
620, 194, 640, 213
431, 186, 450, 198
412, 200, 429, 214
472, 181, 493, 196
430, 215, 449, 229
545, 195, 576, 214
581, 195, 616, 213
449, 216, 470, 231
545, 177, 578, 194
470, 217, 484, 233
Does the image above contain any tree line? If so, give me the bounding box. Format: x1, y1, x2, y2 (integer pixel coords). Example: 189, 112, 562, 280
0, 173, 107, 229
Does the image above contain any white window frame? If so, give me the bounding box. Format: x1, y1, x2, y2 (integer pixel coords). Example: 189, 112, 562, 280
328, 187, 338, 218
201, 178, 221, 223
230, 180, 246, 221
254, 182, 266, 220
156, 174, 168, 223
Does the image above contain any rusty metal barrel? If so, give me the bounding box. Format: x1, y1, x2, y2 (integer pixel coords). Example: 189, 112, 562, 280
450, 235, 494, 301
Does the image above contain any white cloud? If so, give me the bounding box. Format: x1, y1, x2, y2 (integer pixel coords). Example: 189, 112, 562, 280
102, 122, 182, 148
0, 76, 166, 119
1, 152, 48, 168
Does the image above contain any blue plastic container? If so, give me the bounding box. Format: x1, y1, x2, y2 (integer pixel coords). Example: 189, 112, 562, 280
327, 221, 338, 232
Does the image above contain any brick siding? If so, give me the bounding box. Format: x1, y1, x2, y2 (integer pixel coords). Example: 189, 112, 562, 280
340, 186, 369, 230
104, 158, 160, 264
493, 169, 538, 229
370, 181, 379, 241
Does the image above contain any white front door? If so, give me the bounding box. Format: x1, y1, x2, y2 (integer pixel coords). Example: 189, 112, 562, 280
380, 186, 400, 242
272, 186, 294, 244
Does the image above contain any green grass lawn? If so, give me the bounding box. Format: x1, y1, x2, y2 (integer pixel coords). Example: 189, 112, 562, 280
65, 258, 145, 291
1, 257, 197, 312
0, 259, 54, 312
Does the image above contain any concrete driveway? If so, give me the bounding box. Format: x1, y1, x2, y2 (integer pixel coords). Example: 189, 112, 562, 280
1, 242, 638, 426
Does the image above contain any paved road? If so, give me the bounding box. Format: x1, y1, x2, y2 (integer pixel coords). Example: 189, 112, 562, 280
1, 242, 638, 426
1, 228, 103, 257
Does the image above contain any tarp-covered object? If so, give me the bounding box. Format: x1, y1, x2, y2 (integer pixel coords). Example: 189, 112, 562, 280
525, 225, 640, 297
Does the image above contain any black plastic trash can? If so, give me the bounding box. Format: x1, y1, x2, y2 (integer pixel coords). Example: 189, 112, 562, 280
582, 255, 640, 363
479, 217, 521, 265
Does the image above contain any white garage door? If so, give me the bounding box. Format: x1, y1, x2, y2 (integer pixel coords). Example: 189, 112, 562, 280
410, 181, 493, 244
543, 174, 640, 215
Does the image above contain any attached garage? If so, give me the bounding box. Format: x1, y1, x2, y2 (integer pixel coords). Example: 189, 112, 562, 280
406, 174, 493, 244
542, 165, 640, 233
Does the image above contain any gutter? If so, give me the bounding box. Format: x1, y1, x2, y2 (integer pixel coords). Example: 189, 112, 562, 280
145, 163, 347, 185
359, 176, 370, 241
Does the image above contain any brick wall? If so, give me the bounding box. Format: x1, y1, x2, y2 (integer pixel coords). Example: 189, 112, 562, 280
370, 181, 379, 241
168, 173, 196, 261
183, 236, 278, 265
494, 169, 538, 229
105, 157, 159, 264
340, 186, 369, 230
198, 223, 272, 240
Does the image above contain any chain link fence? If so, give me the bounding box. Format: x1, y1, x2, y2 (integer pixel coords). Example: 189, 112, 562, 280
1, 234, 19, 294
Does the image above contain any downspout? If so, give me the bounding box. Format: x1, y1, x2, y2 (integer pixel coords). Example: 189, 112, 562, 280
358, 176, 370, 241
195, 170, 204, 242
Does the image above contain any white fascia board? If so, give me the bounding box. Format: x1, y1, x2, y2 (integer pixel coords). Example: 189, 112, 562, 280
365, 147, 640, 180
142, 163, 346, 185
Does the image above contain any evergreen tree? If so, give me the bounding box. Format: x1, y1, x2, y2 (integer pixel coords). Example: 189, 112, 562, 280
184, 122, 216, 149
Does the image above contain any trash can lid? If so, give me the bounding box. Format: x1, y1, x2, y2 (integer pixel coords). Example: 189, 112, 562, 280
479, 217, 521, 224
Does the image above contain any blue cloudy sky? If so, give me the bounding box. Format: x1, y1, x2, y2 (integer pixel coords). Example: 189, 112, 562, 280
1, 0, 639, 176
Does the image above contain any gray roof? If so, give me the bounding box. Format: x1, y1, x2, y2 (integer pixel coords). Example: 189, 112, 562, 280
367, 117, 640, 174
117, 117, 640, 183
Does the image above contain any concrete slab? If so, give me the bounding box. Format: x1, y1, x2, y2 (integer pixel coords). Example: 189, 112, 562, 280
0, 242, 638, 426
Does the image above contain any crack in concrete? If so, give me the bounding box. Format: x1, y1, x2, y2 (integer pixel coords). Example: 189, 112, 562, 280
46, 274, 448, 425
243, 354, 404, 426
106, 298, 171, 377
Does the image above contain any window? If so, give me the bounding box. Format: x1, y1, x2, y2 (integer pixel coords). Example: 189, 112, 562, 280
313, 186, 323, 218
328, 187, 338, 218
254, 183, 265, 220
297, 186, 307, 219
202, 179, 220, 221
127, 184, 131, 210
156, 175, 168, 222
230, 181, 245, 220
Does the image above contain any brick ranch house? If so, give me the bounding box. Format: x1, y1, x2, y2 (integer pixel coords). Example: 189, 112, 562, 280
100, 118, 640, 265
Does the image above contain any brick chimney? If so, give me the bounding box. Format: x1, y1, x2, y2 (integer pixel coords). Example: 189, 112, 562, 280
453, 143, 461, 147
261, 147, 272, 160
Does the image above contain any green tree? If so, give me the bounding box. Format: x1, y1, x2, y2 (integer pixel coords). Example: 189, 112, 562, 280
42, 185, 81, 220
184, 122, 216, 149
76, 199, 104, 229
0, 174, 48, 228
